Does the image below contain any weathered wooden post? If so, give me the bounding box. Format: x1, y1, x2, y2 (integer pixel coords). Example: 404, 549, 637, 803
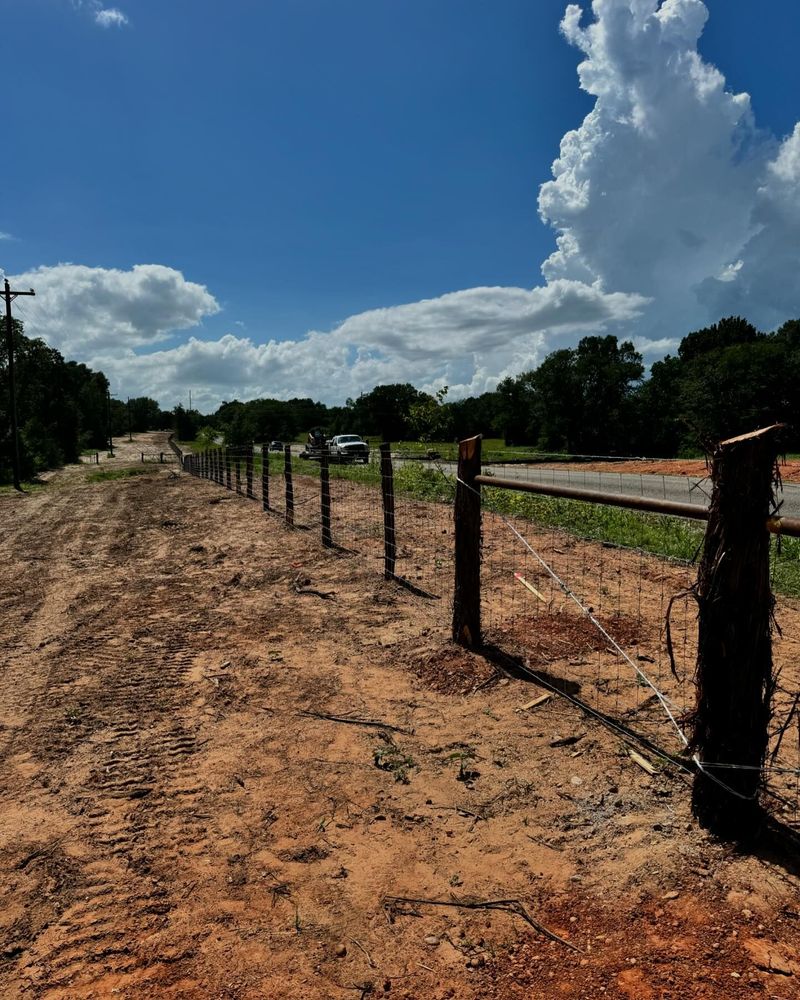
216, 448, 223, 485
691, 425, 782, 838
261, 443, 270, 510
320, 447, 333, 548
246, 444, 254, 498
379, 442, 396, 580
235, 455, 242, 493
284, 444, 294, 527
225, 449, 232, 490
452, 435, 482, 648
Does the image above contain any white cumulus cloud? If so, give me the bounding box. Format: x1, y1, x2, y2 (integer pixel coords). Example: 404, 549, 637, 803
84, 281, 648, 409
10, 264, 219, 356
539, 0, 800, 337
12, 0, 800, 409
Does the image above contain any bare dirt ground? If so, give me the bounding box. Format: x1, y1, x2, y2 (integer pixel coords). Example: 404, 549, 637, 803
544, 457, 800, 483
2, 432, 800, 999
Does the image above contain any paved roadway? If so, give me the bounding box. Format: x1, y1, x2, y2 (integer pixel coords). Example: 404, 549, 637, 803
268, 447, 800, 519
399, 458, 800, 519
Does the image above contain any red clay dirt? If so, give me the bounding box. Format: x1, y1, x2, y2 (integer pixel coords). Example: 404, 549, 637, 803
1, 432, 799, 999
545, 456, 800, 482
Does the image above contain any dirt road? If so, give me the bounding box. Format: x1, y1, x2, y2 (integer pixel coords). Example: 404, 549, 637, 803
1, 433, 799, 999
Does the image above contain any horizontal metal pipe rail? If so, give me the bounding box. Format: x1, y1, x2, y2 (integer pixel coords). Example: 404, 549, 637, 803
474, 474, 800, 539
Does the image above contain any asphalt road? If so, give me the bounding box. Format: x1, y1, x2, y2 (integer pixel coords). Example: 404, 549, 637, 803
401, 458, 800, 519
270, 447, 800, 519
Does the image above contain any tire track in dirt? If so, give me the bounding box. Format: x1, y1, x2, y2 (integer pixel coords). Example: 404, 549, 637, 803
1, 461, 211, 997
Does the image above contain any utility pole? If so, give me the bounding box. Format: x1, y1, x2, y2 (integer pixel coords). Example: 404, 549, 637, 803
127, 396, 132, 442
3, 278, 36, 491
189, 389, 192, 411
106, 389, 114, 456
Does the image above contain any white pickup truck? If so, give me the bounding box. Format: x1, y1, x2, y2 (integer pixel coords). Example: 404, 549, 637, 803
327, 434, 370, 464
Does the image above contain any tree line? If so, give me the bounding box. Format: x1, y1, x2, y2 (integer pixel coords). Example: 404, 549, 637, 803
0, 319, 170, 482
202, 316, 800, 456
4, 312, 799, 482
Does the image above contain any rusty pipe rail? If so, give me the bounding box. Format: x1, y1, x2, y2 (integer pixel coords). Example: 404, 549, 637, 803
474, 474, 800, 539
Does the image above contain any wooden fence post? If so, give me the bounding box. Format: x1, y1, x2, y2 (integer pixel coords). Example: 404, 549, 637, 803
246, 444, 254, 498
261, 443, 270, 510
217, 448, 223, 485
452, 435, 482, 648
225, 449, 232, 490
379, 442, 396, 579
320, 447, 333, 548
235, 456, 242, 493
284, 445, 294, 526
691, 424, 783, 838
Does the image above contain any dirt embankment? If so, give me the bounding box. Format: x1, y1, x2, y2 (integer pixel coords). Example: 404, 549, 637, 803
541, 456, 800, 482
1, 432, 799, 999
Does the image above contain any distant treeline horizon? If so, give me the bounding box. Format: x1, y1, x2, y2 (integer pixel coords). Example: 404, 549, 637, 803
3, 313, 799, 482
182, 315, 800, 458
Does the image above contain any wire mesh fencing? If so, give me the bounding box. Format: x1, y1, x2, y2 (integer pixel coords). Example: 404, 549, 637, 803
180, 435, 800, 828
182, 443, 458, 616
476, 477, 800, 828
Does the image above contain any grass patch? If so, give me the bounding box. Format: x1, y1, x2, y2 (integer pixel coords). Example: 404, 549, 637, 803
0, 479, 48, 494
87, 467, 150, 483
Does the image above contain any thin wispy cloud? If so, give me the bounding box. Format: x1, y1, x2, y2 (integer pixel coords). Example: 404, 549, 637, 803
0, 232, 15, 241
70, 2, 129, 29
94, 8, 129, 28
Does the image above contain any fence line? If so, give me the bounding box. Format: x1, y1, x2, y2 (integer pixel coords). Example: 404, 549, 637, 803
179, 433, 800, 837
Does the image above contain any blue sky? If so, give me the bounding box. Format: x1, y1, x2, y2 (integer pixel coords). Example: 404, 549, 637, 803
3, 0, 800, 409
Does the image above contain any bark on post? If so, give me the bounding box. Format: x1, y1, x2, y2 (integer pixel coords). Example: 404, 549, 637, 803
261, 443, 270, 510
225, 449, 232, 490
691, 424, 782, 838
284, 444, 294, 527
452, 435, 482, 648
235, 456, 242, 494
246, 444, 254, 498
379, 442, 396, 580
320, 447, 333, 548
218, 448, 224, 485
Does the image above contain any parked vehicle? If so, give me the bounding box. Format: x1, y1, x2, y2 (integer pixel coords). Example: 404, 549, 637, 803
269, 440, 284, 452
328, 434, 370, 464
299, 430, 370, 464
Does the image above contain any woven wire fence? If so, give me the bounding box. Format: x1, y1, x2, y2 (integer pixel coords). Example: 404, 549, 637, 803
477, 478, 800, 826
180, 441, 800, 825
183, 444, 456, 617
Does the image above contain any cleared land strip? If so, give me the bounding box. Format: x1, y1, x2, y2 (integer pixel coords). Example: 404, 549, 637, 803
2, 446, 800, 999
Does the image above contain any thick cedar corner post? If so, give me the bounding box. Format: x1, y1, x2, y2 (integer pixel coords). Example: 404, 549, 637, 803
691, 423, 783, 838
452, 435, 482, 648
